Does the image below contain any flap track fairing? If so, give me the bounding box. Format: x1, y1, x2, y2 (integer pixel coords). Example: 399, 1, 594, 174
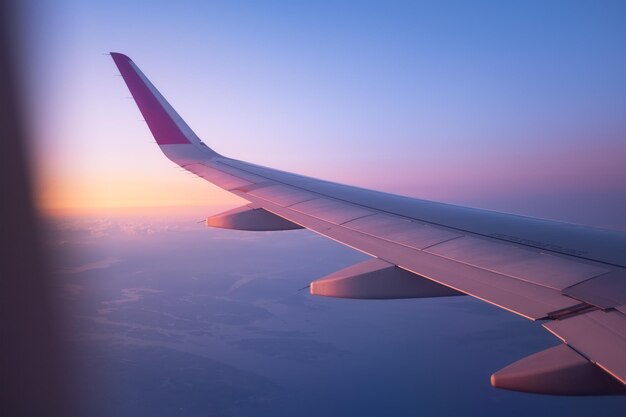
206, 205, 303, 231
310, 258, 464, 299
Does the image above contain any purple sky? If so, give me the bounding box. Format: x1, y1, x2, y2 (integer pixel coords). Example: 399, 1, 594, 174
23, 0, 626, 229
21, 3, 626, 413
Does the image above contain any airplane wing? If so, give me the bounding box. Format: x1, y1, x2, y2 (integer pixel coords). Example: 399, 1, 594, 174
110, 52, 626, 395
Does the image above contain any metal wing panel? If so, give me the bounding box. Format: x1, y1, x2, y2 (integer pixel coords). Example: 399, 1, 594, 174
207, 159, 268, 183
425, 236, 609, 291
343, 213, 462, 250
185, 163, 253, 190
288, 198, 374, 225
247, 184, 317, 206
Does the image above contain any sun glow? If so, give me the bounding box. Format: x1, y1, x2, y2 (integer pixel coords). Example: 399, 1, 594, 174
35, 167, 245, 216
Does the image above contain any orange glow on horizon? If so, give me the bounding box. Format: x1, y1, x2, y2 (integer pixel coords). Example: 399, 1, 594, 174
35, 168, 246, 217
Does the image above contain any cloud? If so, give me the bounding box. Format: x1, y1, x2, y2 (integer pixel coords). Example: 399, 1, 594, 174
57, 256, 120, 274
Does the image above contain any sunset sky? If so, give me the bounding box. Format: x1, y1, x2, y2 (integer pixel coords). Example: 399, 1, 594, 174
23, 0, 626, 228
16, 3, 626, 414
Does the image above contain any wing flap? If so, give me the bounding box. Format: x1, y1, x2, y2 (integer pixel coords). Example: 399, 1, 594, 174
544, 309, 626, 384
562, 269, 626, 309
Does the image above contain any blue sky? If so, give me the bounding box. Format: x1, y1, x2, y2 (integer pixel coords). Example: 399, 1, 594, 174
24, 0, 626, 228
23, 3, 626, 414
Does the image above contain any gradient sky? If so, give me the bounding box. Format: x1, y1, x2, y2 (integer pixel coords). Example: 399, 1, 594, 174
23, 0, 626, 228
18, 3, 626, 413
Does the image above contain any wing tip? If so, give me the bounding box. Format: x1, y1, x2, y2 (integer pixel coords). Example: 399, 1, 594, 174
110, 52, 132, 63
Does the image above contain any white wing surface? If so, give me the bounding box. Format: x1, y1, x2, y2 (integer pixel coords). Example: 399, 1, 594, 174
111, 53, 626, 395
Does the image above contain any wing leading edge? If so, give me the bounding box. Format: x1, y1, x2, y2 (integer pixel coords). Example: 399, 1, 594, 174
110, 53, 626, 395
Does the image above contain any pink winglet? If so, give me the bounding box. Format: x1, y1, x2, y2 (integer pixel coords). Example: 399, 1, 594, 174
110, 52, 191, 145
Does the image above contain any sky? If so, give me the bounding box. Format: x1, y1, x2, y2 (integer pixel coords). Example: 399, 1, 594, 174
46, 212, 625, 416
22, 0, 626, 228
14, 2, 626, 414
